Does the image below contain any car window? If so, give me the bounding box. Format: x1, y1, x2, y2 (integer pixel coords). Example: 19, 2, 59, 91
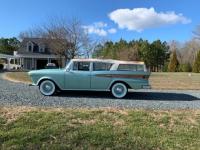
73, 61, 90, 71
93, 62, 112, 71
117, 64, 144, 71
137, 65, 144, 71
117, 64, 137, 71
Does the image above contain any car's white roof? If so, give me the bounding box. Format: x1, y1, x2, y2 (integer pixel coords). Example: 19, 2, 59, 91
72, 58, 144, 65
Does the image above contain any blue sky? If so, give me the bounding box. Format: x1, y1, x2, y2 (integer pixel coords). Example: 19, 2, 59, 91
0, 0, 199, 42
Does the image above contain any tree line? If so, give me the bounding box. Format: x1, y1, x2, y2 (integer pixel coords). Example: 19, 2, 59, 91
93, 39, 170, 72
93, 38, 200, 72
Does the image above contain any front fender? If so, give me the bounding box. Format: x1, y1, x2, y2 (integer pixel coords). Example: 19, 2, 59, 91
36, 77, 63, 90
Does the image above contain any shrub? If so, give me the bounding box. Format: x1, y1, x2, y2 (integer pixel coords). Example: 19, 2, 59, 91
0, 64, 4, 70
192, 50, 200, 73
179, 63, 192, 72
168, 51, 179, 72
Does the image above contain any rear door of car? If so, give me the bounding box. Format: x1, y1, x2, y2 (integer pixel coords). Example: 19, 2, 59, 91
91, 62, 113, 90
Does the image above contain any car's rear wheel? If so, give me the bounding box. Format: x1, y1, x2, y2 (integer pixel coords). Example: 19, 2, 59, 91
111, 82, 127, 98
39, 80, 56, 96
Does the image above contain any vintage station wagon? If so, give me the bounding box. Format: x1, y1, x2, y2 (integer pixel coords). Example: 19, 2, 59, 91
28, 59, 151, 98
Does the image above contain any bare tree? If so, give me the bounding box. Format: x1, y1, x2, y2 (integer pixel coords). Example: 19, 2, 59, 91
168, 40, 184, 64
19, 17, 91, 63
168, 39, 200, 65
182, 39, 200, 64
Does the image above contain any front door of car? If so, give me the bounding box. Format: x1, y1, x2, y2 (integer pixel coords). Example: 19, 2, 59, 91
64, 61, 91, 89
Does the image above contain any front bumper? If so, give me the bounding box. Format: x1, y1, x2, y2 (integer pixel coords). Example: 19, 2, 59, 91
29, 83, 37, 86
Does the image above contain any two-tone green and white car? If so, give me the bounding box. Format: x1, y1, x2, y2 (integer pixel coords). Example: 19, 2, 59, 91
28, 59, 151, 98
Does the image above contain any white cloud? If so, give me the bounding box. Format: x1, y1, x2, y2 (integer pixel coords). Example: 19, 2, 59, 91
109, 7, 191, 32
108, 28, 117, 34
83, 25, 107, 36
83, 22, 117, 36
94, 22, 107, 28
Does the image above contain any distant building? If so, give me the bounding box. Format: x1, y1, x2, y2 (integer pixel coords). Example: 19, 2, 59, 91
15, 38, 65, 70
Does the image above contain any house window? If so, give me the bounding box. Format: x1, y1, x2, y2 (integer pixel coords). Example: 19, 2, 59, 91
39, 45, 45, 53
27, 42, 33, 52
28, 45, 32, 52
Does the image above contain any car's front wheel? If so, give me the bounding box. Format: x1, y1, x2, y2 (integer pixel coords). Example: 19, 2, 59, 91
111, 82, 128, 98
39, 80, 56, 96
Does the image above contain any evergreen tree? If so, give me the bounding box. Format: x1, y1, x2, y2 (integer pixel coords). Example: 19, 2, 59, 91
168, 50, 179, 72
0, 37, 20, 54
192, 50, 200, 73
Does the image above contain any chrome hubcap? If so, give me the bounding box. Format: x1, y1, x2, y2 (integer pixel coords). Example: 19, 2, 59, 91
43, 83, 53, 93
115, 87, 123, 93
40, 80, 55, 96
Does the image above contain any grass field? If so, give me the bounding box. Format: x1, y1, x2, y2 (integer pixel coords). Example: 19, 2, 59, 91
4, 72, 200, 90
150, 72, 200, 90
0, 107, 200, 149
4, 72, 31, 84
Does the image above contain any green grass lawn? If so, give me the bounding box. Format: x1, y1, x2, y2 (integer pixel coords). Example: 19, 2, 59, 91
4, 72, 200, 90
0, 107, 200, 149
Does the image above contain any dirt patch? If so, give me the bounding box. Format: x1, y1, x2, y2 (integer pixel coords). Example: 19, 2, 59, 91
3, 73, 30, 84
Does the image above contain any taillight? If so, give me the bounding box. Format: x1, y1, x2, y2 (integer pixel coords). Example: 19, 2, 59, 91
143, 75, 149, 79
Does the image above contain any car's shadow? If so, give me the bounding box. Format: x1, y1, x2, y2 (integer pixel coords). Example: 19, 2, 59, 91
56, 91, 199, 101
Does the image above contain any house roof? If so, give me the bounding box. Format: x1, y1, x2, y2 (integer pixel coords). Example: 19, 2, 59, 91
0, 53, 18, 59
15, 53, 64, 59
18, 38, 55, 54
21, 38, 50, 47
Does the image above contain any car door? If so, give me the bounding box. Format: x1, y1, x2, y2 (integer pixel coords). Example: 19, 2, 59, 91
91, 62, 113, 90
64, 61, 91, 89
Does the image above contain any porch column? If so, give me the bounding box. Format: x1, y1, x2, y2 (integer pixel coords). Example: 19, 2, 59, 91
62, 57, 65, 67
19, 58, 21, 65
32, 58, 34, 70
21, 58, 24, 69
7, 58, 11, 70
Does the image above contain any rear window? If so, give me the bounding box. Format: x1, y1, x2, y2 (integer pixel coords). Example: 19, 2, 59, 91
93, 62, 112, 71
117, 64, 144, 71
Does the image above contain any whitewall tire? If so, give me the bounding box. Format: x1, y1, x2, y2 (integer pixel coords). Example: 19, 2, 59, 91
111, 83, 127, 98
39, 80, 56, 96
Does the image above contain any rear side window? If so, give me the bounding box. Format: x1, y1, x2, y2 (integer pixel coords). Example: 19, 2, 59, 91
137, 65, 144, 71
93, 62, 112, 71
117, 64, 144, 71
73, 62, 90, 71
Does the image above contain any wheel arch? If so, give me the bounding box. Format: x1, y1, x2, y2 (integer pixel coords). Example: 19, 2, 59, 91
37, 77, 61, 90
109, 80, 131, 90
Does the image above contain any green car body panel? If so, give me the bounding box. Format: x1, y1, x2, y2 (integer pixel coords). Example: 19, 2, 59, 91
28, 59, 151, 91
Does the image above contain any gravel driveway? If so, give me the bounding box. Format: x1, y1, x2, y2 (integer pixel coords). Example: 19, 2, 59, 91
0, 72, 200, 109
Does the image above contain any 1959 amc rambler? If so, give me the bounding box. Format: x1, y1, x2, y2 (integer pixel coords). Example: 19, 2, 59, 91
28, 59, 151, 98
